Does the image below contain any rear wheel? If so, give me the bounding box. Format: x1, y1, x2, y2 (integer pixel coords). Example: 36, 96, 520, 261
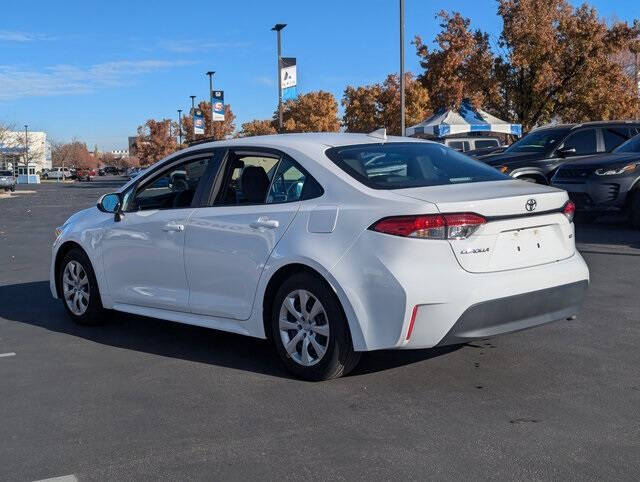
58, 248, 107, 325
629, 189, 640, 229
271, 273, 361, 381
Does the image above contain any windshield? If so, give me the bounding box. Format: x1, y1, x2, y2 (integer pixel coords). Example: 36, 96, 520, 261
325, 142, 508, 190
505, 128, 570, 153
0, 170, 12, 176
614, 134, 640, 154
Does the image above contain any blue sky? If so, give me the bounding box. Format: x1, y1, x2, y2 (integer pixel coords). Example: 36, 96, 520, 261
1, 0, 638, 151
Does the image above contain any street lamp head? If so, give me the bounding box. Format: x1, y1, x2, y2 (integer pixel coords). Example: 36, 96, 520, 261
271, 23, 287, 32
206, 71, 215, 76
189, 95, 196, 100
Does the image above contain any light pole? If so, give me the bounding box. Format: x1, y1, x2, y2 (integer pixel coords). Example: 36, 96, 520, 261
177, 109, 183, 145
400, 0, 405, 136
271, 23, 287, 133
206, 71, 215, 107
24, 125, 29, 183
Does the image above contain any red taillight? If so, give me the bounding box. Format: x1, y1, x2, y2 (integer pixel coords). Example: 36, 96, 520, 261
371, 213, 486, 240
563, 201, 576, 223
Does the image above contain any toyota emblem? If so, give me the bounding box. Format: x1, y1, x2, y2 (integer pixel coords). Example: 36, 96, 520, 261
525, 198, 537, 212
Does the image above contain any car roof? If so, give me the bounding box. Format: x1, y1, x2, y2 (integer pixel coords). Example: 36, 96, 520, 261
182, 132, 429, 153
532, 120, 640, 132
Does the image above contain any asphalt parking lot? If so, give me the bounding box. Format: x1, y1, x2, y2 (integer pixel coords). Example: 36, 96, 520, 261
1, 180, 639, 481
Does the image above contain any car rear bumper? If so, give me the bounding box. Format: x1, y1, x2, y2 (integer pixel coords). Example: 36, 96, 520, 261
331, 230, 590, 351
552, 178, 635, 211
436, 280, 588, 346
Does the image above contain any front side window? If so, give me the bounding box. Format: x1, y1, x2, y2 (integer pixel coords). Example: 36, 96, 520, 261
506, 128, 570, 153
561, 129, 597, 155
128, 156, 213, 211
326, 142, 508, 190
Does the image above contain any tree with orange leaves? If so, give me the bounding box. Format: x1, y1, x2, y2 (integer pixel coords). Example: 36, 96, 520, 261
180, 101, 236, 144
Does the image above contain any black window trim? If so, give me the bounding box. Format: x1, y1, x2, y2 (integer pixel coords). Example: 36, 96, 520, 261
210, 146, 324, 207
124, 148, 223, 213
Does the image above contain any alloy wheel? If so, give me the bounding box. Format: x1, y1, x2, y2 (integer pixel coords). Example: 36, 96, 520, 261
278, 289, 330, 367
62, 260, 90, 316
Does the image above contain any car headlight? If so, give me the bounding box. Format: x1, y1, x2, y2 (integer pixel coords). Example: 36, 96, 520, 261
595, 163, 636, 176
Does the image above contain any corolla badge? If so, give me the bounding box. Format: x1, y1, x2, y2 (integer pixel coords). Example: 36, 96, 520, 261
525, 198, 537, 212
460, 247, 490, 255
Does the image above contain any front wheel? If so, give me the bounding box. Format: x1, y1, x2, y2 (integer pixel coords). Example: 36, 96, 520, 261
58, 248, 107, 325
271, 273, 361, 381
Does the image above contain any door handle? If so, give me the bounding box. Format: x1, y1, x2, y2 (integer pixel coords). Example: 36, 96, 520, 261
250, 217, 279, 229
162, 223, 185, 232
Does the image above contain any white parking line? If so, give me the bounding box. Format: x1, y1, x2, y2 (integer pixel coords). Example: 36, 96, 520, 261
0, 352, 16, 358
34, 475, 78, 482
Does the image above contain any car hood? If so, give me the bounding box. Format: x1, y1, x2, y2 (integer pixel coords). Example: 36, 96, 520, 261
482, 151, 548, 167
558, 152, 640, 168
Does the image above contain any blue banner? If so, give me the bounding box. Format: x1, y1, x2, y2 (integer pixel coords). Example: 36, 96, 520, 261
212, 91, 224, 122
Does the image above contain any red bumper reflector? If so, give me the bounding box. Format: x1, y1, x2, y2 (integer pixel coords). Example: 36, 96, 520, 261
406, 305, 418, 340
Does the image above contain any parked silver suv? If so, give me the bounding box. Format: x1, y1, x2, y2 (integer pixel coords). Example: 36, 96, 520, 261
0, 170, 16, 192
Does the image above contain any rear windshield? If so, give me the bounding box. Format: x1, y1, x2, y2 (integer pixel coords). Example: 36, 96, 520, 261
325, 142, 508, 190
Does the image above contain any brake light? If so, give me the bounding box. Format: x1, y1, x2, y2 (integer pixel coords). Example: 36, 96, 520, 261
563, 201, 576, 223
371, 213, 486, 240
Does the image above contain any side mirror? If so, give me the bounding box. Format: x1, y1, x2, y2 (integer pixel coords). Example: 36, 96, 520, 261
97, 193, 123, 221
557, 146, 577, 157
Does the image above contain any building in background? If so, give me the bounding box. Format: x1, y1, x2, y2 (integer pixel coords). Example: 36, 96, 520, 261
128, 136, 137, 157
111, 149, 129, 157
0, 131, 51, 180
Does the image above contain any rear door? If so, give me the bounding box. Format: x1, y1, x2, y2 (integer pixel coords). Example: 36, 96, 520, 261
184, 149, 318, 320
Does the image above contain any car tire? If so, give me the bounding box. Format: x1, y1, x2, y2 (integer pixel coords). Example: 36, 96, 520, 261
271, 272, 361, 381
58, 248, 107, 326
629, 189, 640, 229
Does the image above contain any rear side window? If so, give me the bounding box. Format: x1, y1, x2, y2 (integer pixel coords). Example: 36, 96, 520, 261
325, 142, 508, 190
0, 170, 12, 176
474, 139, 499, 149
447, 141, 469, 152
603, 127, 632, 151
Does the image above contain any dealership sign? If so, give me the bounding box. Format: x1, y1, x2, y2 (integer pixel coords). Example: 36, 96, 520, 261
193, 108, 205, 135
281, 57, 297, 101
212, 91, 225, 122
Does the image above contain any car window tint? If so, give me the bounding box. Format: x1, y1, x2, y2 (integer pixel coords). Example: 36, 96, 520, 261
218, 155, 279, 205
130, 156, 212, 211
561, 129, 597, 155
614, 134, 640, 153
603, 127, 631, 151
326, 142, 508, 190
448, 141, 469, 152
474, 139, 499, 149
268, 157, 307, 204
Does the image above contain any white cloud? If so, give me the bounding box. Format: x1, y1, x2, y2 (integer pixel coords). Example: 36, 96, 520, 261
0, 30, 56, 42
255, 75, 275, 87
0, 60, 196, 100
158, 39, 250, 53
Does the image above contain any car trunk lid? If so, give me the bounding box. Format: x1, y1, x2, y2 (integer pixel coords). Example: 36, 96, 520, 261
392, 180, 575, 273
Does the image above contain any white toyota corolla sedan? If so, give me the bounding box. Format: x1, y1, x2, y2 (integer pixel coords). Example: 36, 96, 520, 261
51, 132, 589, 380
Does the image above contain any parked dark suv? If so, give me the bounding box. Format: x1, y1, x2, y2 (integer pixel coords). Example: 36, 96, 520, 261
478, 121, 640, 184
551, 134, 640, 227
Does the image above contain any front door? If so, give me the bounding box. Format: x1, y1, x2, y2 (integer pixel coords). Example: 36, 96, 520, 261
185, 151, 315, 320
101, 153, 217, 312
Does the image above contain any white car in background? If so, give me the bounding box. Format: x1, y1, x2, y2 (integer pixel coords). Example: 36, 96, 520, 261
43, 167, 72, 180
50, 132, 589, 380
